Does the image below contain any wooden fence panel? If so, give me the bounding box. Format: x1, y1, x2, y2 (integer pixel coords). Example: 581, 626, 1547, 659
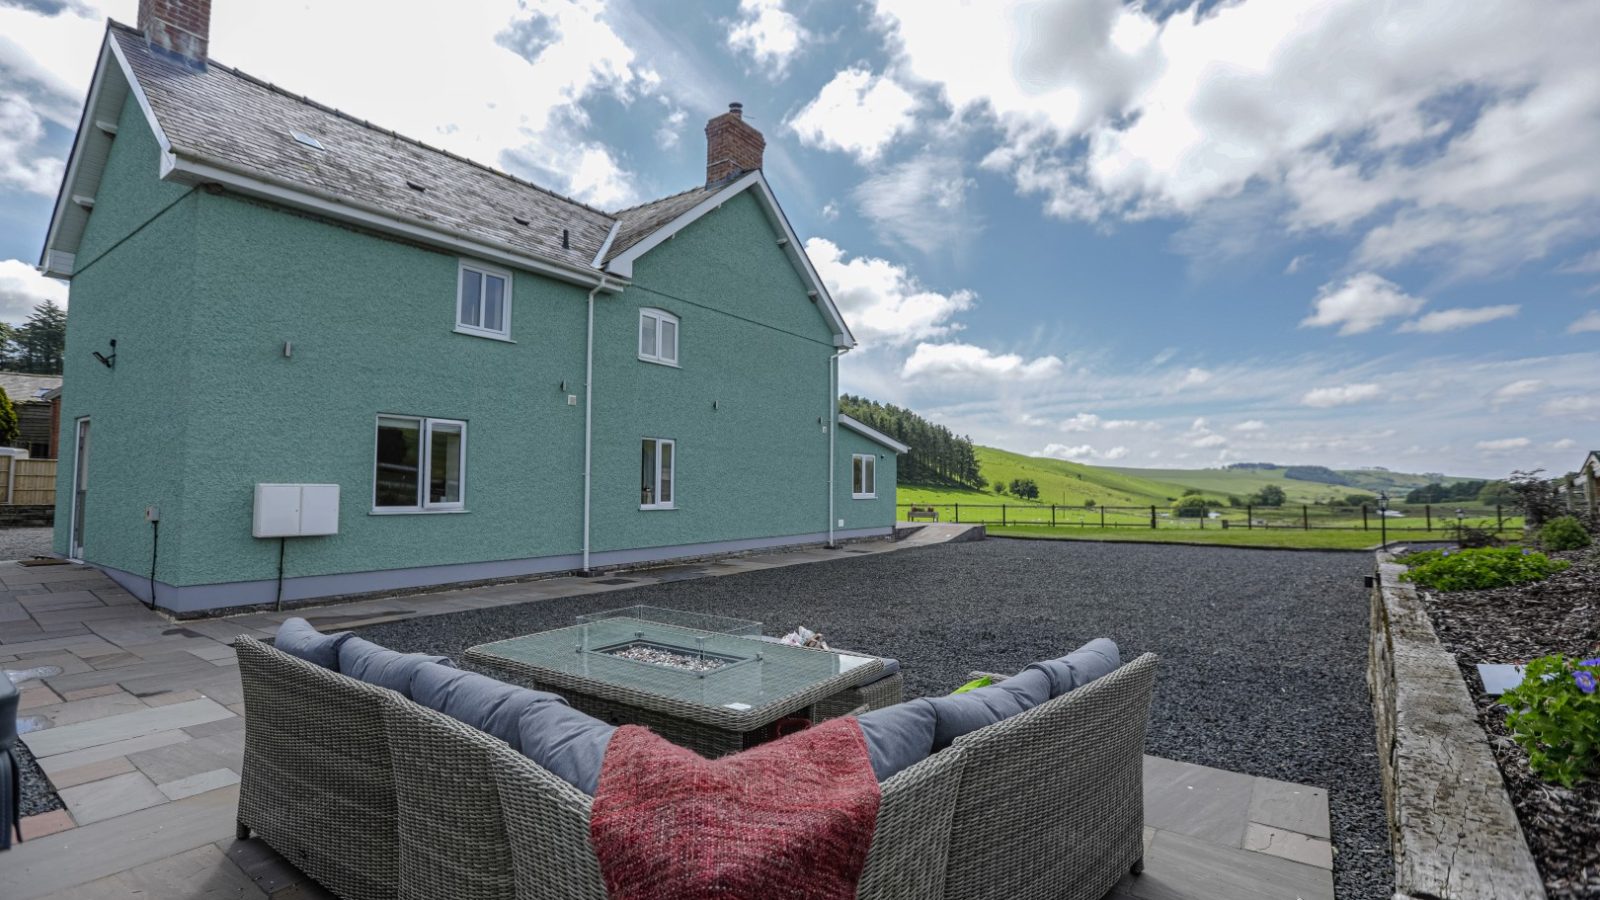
8, 458, 56, 505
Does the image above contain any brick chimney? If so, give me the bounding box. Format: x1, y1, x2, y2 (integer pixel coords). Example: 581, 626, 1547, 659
705, 102, 765, 185
139, 0, 210, 61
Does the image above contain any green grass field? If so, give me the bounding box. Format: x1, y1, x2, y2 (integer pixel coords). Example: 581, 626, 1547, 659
986, 525, 1415, 550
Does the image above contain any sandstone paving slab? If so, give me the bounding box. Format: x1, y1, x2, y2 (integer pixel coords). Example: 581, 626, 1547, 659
18, 809, 76, 840
142, 688, 206, 707
1, 784, 242, 900
183, 715, 247, 739
10, 651, 93, 675
42, 653, 220, 694
61, 683, 126, 701
1243, 822, 1334, 870
18, 591, 107, 612
221, 837, 334, 897
57, 769, 168, 824
1247, 775, 1330, 839
0, 633, 111, 656
18, 683, 62, 710
35, 690, 148, 726
22, 697, 235, 757
158, 766, 241, 801
49, 755, 137, 789
36, 729, 192, 776
82, 651, 144, 669
126, 729, 244, 784
32, 840, 268, 900
1141, 755, 1255, 849
1116, 828, 1335, 900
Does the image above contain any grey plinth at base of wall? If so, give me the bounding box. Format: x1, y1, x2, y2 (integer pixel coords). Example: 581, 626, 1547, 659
1368, 552, 1546, 900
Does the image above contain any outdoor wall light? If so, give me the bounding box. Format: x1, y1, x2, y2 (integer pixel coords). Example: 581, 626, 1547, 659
93, 338, 116, 369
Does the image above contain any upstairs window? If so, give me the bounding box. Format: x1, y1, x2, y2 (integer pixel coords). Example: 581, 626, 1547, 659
375, 416, 466, 512
852, 454, 876, 499
639, 308, 679, 366
457, 261, 511, 339
641, 438, 675, 509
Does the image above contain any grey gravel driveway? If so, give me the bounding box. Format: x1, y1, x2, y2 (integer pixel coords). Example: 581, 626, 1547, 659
0, 526, 53, 562
358, 538, 1389, 899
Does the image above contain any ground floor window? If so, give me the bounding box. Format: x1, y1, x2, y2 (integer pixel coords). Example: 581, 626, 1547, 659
852, 454, 876, 499
374, 415, 466, 512
641, 438, 675, 509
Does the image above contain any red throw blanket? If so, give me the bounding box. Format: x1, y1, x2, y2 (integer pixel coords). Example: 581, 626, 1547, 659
590, 716, 882, 900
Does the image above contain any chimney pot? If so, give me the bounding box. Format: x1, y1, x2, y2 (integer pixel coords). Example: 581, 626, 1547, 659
138, 0, 211, 62
705, 102, 764, 186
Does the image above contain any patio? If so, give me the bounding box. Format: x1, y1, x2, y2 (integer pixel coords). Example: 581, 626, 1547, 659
2, 534, 1348, 899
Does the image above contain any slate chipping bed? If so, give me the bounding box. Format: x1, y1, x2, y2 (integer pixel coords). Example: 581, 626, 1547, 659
1421, 548, 1600, 900
356, 539, 1390, 899
15, 733, 64, 817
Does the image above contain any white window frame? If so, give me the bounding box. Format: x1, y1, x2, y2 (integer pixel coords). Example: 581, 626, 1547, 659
638, 308, 680, 367
371, 415, 468, 514
455, 260, 514, 341
640, 437, 676, 510
852, 453, 877, 500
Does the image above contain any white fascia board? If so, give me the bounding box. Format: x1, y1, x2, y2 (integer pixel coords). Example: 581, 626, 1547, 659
838, 414, 910, 454
605, 171, 858, 347
107, 33, 176, 160
38, 39, 116, 277
165, 155, 626, 292
591, 220, 620, 269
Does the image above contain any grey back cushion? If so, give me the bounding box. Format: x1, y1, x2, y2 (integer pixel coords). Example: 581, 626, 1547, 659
337, 637, 452, 698
409, 663, 569, 752
516, 701, 616, 796
274, 617, 353, 670
856, 698, 936, 781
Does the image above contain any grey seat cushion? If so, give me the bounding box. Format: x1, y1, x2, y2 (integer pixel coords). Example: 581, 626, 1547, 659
1024, 638, 1120, 697
856, 698, 936, 781
337, 637, 453, 698
273, 617, 354, 670
516, 701, 616, 796
409, 663, 568, 751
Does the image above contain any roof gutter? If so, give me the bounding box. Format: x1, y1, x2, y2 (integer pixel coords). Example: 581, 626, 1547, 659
164, 152, 628, 292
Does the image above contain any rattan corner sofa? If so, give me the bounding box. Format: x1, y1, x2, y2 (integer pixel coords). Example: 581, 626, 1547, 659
232, 635, 1157, 900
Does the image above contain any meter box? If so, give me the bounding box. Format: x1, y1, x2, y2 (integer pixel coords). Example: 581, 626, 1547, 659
253, 484, 340, 538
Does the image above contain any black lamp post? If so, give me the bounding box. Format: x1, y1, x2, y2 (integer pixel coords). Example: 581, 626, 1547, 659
1378, 491, 1389, 551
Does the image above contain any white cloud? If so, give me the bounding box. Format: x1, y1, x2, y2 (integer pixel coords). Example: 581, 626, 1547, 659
1172, 367, 1211, 390
1398, 304, 1519, 334
788, 67, 918, 163
805, 237, 973, 347
902, 342, 1062, 381
1568, 311, 1600, 334
820, 200, 839, 221
1552, 438, 1577, 451
1302, 383, 1384, 407
0, 93, 64, 194
1037, 443, 1096, 461
727, 0, 809, 76
1541, 396, 1600, 419
875, 0, 1600, 278
1060, 413, 1101, 432
1284, 254, 1309, 275
1104, 419, 1159, 431
0, 258, 67, 322
1102, 446, 1129, 460
1559, 249, 1600, 275
654, 107, 687, 149
1489, 379, 1544, 406
1476, 437, 1531, 451
1191, 433, 1228, 448
1233, 420, 1268, 432
853, 154, 978, 256
1302, 273, 1425, 336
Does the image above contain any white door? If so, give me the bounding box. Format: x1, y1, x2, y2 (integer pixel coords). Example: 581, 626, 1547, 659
70, 418, 90, 558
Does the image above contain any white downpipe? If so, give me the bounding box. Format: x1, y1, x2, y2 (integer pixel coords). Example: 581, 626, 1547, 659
827, 348, 848, 548
582, 277, 608, 573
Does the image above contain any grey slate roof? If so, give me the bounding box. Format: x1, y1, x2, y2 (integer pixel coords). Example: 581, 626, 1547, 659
0, 372, 63, 404
111, 22, 618, 272
607, 185, 716, 261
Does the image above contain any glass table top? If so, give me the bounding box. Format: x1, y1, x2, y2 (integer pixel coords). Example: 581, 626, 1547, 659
469, 617, 881, 718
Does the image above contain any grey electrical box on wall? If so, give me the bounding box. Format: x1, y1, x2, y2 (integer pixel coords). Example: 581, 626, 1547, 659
145, 505, 160, 522
253, 484, 340, 538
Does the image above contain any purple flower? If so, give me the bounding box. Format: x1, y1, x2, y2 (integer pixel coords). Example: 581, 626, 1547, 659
1582, 658, 1600, 668
1575, 671, 1597, 694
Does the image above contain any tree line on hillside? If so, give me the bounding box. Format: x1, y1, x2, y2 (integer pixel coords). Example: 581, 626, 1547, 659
838, 395, 981, 487
1405, 479, 1514, 506
1, 300, 67, 374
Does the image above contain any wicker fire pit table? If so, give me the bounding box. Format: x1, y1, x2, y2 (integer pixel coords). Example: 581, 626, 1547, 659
465, 615, 885, 757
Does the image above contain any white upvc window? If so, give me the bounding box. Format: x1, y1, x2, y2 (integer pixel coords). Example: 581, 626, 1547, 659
638, 308, 679, 366
640, 437, 676, 509
456, 261, 512, 340
373, 415, 467, 513
852, 454, 876, 499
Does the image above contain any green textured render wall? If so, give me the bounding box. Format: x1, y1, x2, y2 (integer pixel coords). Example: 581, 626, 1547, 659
58, 99, 894, 596
835, 426, 899, 531
53, 93, 198, 581
591, 191, 839, 553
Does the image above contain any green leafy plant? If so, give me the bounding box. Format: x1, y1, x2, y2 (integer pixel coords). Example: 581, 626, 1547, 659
1399, 547, 1569, 591
1502, 655, 1600, 787
1540, 516, 1593, 552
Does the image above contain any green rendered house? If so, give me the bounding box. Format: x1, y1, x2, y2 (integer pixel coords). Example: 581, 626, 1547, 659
40, 6, 905, 615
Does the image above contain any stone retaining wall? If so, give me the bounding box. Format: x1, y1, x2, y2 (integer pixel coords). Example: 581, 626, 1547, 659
1368, 552, 1546, 900
0, 505, 53, 527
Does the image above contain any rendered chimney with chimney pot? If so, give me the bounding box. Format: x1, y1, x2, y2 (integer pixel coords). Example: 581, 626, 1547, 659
139, 0, 211, 61
705, 102, 765, 186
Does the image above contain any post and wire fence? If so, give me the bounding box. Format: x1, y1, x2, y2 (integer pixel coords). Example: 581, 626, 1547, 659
896, 502, 1519, 533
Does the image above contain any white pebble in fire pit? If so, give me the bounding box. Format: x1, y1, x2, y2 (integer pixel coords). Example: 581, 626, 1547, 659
605, 644, 727, 672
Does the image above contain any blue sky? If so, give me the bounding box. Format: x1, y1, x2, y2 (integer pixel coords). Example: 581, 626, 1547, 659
1, 0, 1596, 477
